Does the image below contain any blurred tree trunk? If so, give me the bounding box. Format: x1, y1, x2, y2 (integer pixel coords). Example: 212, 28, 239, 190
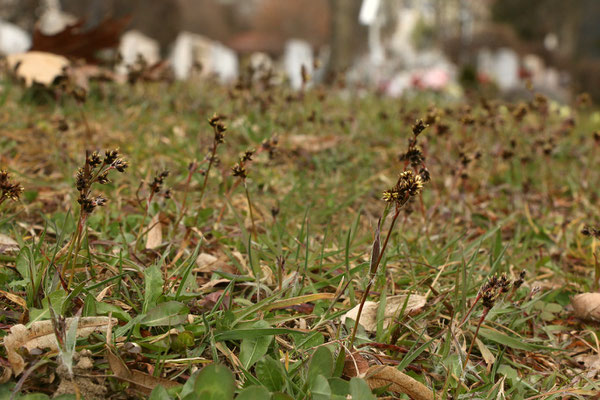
326, 0, 358, 82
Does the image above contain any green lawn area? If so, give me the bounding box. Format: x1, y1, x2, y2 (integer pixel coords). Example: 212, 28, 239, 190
0, 76, 599, 399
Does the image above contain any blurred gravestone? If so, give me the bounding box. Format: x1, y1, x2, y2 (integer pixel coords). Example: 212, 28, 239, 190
117, 30, 160, 74
39, 0, 77, 35
170, 32, 238, 83
283, 39, 313, 90
494, 48, 519, 90
0, 19, 31, 55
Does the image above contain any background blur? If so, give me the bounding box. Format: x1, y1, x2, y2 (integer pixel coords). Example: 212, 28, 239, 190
1, 0, 600, 101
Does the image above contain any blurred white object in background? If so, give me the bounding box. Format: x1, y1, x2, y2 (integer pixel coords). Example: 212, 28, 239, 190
283, 39, 313, 90
38, 0, 77, 35
478, 47, 519, 90
211, 42, 238, 83
359, 0, 381, 25
117, 30, 160, 75
0, 20, 30, 55
170, 32, 238, 83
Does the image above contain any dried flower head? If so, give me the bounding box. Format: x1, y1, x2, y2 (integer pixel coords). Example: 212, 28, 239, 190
232, 163, 247, 179
261, 137, 278, 159
241, 149, 255, 162
582, 225, 600, 238
399, 147, 424, 168
513, 270, 526, 289
412, 119, 427, 137
0, 170, 23, 204
75, 149, 127, 215
150, 170, 170, 193
382, 170, 424, 205
208, 113, 227, 143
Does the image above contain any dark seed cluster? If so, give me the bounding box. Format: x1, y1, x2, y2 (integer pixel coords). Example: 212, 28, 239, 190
480, 271, 525, 309
0, 170, 23, 205
382, 170, 425, 204
582, 225, 600, 239
75, 149, 127, 215
208, 113, 227, 144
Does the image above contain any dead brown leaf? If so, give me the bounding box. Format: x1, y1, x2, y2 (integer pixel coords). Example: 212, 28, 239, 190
4, 316, 116, 375
286, 134, 340, 152
341, 294, 427, 332
5, 51, 69, 87
31, 17, 132, 62
196, 253, 219, 272
365, 365, 434, 400
572, 293, 600, 321
106, 346, 179, 394
342, 351, 369, 378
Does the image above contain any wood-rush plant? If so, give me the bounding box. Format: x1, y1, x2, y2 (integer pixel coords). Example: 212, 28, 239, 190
348, 121, 430, 349
0, 169, 23, 209
193, 113, 226, 226
63, 149, 127, 288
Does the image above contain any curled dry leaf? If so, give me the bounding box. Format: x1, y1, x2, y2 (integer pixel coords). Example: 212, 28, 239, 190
365, 365, 434, 400
196, 253, 219, 272
0, 233, 19, 254
4, 316, 116, 375
145, 214, 163, 250
572, 293, 600, 321
106, 347, 179, 394
341, 294, 427, 332
5, 51, 69, 87
342, 351, 370, 378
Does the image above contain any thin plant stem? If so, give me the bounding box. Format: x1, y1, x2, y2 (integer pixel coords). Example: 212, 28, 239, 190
244, 181, 257, 239
173, 162, 198, 230
463, 307, 489, 370
194, 142, 218, 226
348, 205, 402, 349
67, 213, 86, 289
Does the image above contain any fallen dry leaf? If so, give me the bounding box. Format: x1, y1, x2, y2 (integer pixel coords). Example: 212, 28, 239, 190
341, 294, 427, 332
196, 253, 219, 272
145, 214, 163, 250
31, 17, 131, 62
0, 289, 27, 310
106, 346, 179, 394
572, 293, 600, 321
365, 365, 434, 400
0, 234, 19, 254
286, 134, 340, 152
342, 351, 370, 378
5, 51, 69, 87
4, 316, 116, 375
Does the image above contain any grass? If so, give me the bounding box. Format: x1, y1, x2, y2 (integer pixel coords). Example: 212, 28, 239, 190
0, 73, 599, 399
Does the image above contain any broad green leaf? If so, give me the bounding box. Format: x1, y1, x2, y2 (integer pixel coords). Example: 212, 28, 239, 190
141, 301, 188, 326
270, 393, 293, 400
310, 374, 331, 400
180, 371, 198, 398
143, 264, 163, 313
255, 356, 286, 392
171, 330, 195, 352
194, 364, 235, 400
236, 385, 271, 400
349, 378, 375, 400
329, 377, 350, 396
308, 346, 333, 384
149, 385, 172, 400
239, 321, 273, 369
